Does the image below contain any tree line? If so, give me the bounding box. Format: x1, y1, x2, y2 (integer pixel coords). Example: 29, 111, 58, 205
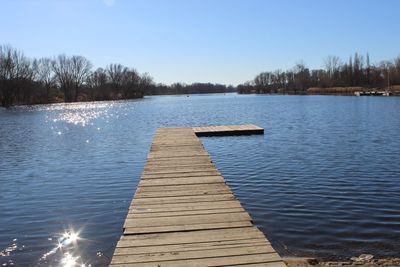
0, 45, 155, 107
2, 45, 400, 107
148, 82, 235, 95
0, 45, 231, 107
238, 53, 400, 95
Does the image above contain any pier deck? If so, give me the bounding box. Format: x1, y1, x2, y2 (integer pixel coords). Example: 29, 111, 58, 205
111, 125, 285, 266
193, 124, 264, 136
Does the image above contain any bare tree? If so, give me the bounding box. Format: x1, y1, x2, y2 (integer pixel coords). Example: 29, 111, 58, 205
324, 56, 341, 85
71, 56, 92, 101
380, 60, 393, 91
52, 54, 73, 102
107, 64, 127, 88
0, 45, 33, 106
87, 68, 108, 100
138, 73, 154, 97
366, 53, 371, 85
293, 61, 310, 91
33, 57, 54, 102
121, 69, 140, 98
52, 55, 92, 102
393, 56, 400, 85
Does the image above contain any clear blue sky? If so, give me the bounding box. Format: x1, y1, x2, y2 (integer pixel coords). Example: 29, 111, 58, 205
1, 0, 399, 85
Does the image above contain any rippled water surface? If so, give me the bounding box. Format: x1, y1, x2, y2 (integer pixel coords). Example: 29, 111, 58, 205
1, 94, 400, 265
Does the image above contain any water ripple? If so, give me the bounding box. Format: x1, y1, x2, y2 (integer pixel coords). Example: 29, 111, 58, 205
1, 95, 400, 264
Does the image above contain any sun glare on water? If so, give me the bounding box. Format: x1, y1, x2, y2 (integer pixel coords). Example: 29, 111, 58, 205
47, 102, 114, 127
39, 229, 91, 267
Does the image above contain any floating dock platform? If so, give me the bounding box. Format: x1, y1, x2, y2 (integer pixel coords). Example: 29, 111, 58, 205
110, 125, 286, 266
193, 124, 264, 136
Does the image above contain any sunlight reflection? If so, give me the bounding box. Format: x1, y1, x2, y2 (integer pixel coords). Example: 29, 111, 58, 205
61, 253, 79, 267
39, 228, 91, 266
61, 231, 80, 246
0, 239, 18, 257
45, 102, 114, 128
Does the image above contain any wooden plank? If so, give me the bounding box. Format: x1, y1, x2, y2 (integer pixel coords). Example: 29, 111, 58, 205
149, 145, 205, 150
142, 170, 219, 177
144, 162, 213, 169
150, 146, 205, 151
148, 150, 209, 155
124, 212, 252, 228
131, 194, 236, 205
141, 171, 221, 179
124, 221, 253, 234
147, 152, 209, 158
151, 140, 201, 143
235, 263, 287, 267
129, 200, 244, 212
110, 253, 283, 266
149, 143, 205, 148
138, 176, 225, 186
135, 183, 229, 192
145, 160, 212, 166
117, 227, 266, 247
135, 184, 230, 193
147, 153, 208, 158
113, 238, 268, 255
127, 207, 245, 218
145, 155, 211, 163
134, 188, 232, 198
111, 246, 276, 264
150, 148, 203, 151
142, 165, 218, 174
146, 158, 211, 164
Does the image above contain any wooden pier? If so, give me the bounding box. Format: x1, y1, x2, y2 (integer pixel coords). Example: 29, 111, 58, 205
110, 125, 286, 266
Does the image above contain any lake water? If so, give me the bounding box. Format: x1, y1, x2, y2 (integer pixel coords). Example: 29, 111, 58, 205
1, 94, 400, 266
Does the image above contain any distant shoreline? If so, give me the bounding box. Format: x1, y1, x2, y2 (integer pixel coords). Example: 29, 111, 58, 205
3, 90, 400, 109
238, 85, 400, 96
